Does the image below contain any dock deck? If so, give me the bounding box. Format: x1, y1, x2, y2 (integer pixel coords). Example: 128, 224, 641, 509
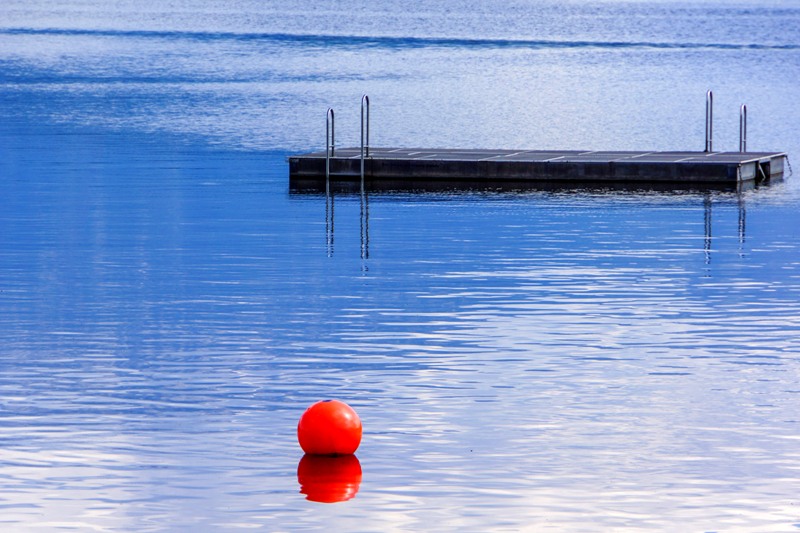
289, 147, 787, 191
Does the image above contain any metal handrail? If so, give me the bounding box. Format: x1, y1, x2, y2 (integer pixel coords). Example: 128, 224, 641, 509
361, 94, 370, 158
739, 104, 747, 153
361, 94, 370, 188
705, 90, 713, 152
326, 107, 335, 189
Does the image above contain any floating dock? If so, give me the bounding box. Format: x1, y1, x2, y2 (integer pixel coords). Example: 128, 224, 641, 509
289, 147, 787, 191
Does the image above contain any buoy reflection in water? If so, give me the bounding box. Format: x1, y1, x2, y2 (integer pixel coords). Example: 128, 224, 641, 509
297, 454, 363, 503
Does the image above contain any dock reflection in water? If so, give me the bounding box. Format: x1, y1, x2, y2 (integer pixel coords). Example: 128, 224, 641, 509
314, 184, 752, 268
322, 185, 371, 262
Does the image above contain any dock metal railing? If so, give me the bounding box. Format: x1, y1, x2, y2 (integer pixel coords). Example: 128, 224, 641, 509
739, 104, 747, 153
326, 107, 335, 190
322, 95, 371, 190
361, 94, 370, 189
705, 90, 714, 152
360, 94, 370, 261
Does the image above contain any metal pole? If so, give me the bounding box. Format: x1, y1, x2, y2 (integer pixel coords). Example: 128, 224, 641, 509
739, 104, 747, 153
361, 94, 370, 158
325, 107, 335, 256
705, 90, 713, 153
326, 107, 335, 191
361, 94, 370, 189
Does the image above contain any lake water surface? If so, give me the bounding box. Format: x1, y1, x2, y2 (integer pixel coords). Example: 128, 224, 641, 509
2, 1, 800, 531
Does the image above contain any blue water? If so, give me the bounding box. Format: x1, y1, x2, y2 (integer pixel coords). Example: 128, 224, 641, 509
2, 1, 800, 530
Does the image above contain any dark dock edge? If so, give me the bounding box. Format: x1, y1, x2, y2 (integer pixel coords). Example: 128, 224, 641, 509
288, 148, 788, 192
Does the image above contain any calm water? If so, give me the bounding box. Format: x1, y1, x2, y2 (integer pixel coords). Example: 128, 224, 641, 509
2, 1, 800, 531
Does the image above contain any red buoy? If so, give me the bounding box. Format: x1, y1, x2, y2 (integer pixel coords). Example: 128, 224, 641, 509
297, 400, 362, 455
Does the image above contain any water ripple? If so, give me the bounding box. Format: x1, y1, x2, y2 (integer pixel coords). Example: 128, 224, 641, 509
3, 27, 799, 52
